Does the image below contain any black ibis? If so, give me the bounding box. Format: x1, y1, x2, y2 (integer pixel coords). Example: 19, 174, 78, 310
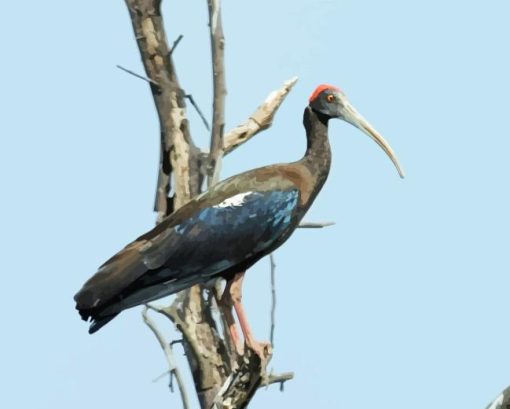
75, 84, 404, 355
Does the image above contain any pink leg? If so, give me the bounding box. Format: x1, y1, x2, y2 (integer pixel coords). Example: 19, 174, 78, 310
229, 272, 271, 359
220, 280, 243, 355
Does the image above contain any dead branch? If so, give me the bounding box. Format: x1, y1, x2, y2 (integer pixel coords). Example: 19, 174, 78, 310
124, 1, 297, 407
125, 0, 201, 220
124, 2, 226, 407
210, 347, 273, 409
223, 77, 298, 155
170, 34, 184, 55
486, 386, 510, 409
142, 306, 191, 409
261, 372, 294, 389
149, 297, 279, 409
116, 64, 159, 85
298, 221, 335, 228
152, 370, 171, 383
269, 253, 276, 347
148, 298, 231, 408
185, 94, 211, 131
207, 0, 227, 186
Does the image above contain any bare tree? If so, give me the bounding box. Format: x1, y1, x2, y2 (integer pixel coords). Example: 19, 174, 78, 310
97, 3, 510, 408
122, 0, 298, 407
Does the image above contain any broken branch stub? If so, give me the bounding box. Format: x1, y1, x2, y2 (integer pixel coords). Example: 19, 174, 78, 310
223, 77, 298, 155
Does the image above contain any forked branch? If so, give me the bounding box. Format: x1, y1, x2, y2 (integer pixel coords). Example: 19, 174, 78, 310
124, 1, 298, 408
142, 307, 190, 409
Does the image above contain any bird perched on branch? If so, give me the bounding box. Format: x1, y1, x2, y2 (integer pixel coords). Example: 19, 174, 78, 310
75, 84, 404, 355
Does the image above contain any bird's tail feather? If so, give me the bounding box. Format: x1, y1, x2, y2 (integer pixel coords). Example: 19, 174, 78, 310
88, 313, 119, 334
98, 273, 208, 316
83, 272, 210, 333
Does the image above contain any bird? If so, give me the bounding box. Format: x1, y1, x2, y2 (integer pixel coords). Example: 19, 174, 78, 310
74, 84, 404, 355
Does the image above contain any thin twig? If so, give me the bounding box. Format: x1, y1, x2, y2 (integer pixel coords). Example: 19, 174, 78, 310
116, 64, 159, 85
152, 370, 170, 383
170, 34, 184, 56
185, 94, 210, 131
298, 221, 335, 228
207, 0, 226, 187
269, 253, 276, 347
142, 306, 191, 409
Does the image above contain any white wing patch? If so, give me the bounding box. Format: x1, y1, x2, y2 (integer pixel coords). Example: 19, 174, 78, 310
213, 191, 253, 208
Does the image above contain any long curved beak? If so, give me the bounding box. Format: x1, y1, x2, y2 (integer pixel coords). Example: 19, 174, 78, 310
341, 101, 405, 178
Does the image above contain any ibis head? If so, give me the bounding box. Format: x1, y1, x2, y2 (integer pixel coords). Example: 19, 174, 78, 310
308, 84, 404, 178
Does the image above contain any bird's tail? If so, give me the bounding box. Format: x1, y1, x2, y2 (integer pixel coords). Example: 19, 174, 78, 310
88, 313, 119, 334
76, 270, 210, 333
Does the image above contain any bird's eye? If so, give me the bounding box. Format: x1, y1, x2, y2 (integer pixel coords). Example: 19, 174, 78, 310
326, 94, 335, 103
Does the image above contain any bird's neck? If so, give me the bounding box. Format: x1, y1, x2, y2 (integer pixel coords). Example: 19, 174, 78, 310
300, 107, 332, 189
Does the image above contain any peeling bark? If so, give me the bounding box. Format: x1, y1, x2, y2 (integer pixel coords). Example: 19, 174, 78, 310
125, 0, 200, 219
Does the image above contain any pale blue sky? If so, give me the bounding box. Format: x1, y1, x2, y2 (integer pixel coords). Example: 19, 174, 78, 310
2, 1, 510, 408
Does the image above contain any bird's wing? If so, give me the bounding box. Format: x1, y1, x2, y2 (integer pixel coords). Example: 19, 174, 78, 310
142, 189, 299, 275
75, 189, 299, 314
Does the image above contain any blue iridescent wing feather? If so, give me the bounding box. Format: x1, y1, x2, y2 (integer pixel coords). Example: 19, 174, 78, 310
142, 189, 299, 279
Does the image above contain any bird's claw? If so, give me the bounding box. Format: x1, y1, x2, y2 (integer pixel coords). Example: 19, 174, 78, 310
245, 340, 272, 361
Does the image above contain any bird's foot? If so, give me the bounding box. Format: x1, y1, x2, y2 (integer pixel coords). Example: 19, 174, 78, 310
245, 339, 272, 361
